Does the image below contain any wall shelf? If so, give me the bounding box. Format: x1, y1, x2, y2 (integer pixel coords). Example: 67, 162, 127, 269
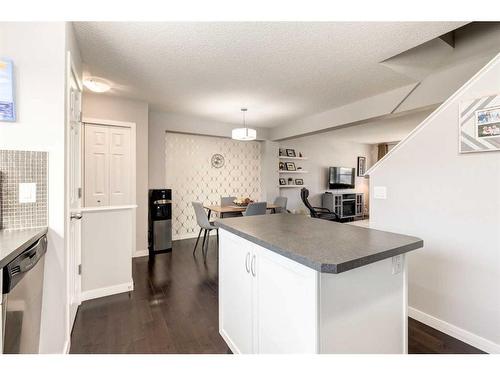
278, 170, 308, 174
278, 185, 305, 188
279, 156, 308, 160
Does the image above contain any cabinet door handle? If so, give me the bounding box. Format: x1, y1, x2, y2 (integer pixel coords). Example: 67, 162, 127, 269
245, 252, 250, 273
251, 254, 256, 277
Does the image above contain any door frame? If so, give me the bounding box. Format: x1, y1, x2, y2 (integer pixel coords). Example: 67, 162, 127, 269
65, 51, 83, 351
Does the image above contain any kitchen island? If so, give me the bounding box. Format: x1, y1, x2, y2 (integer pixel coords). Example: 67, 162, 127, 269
215, 214, 423, 354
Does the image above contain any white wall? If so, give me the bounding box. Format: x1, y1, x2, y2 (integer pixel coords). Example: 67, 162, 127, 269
165, 132, 261, 240
0, 22, 71, 353
82, 93, 149, 254
149, 110, 269, 189
81, 208, 134, 300
369, 54, 500, 353
279, 134, 373, 213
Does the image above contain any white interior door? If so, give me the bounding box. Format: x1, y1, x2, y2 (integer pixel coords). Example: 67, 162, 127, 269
68, 60, 83, 330
84, 124, 110, 206
109, 126, 131, 205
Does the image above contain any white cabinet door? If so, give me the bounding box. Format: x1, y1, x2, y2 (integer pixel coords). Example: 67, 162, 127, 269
108, 126, 131, 205
84, 124, 109, 206
219, 231, 254, 354
253, 243, 319, 354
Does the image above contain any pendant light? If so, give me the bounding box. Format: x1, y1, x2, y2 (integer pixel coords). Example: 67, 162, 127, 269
232, 108, 257, 141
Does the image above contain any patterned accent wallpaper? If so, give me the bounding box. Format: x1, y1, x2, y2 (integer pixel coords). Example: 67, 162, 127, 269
165, 132, 261, 239
0, 150, 48, 229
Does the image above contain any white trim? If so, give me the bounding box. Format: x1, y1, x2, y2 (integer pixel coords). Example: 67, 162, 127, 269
408, 306, 500, 354
81, 281, 134, 302
81, 204, 138, 212
133, 249, 149, 258
367, 52, 500, 176
63, 339, 71, 354
82, 117, 135, 128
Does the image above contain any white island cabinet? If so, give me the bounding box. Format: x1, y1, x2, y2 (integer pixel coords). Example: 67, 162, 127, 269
219, 229, 318, 354
217, 214, 423, 354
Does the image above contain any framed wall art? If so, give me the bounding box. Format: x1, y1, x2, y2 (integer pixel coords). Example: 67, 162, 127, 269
357, 156, 366, 177
0, 59, 15, 122
459, 94, 500, 153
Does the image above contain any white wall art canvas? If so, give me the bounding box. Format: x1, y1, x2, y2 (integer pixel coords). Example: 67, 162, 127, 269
459, 94, 500, 153
0, 59, 15, 122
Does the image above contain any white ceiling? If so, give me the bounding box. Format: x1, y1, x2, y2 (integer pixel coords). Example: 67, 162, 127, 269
74, 22, 464, 127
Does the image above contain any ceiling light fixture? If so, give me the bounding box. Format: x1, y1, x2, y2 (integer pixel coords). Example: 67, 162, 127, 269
83, 77, 111, 93
232, 108, 256, 141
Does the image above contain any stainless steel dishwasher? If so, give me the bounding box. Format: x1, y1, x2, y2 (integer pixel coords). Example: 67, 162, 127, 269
2, 235, 47, 354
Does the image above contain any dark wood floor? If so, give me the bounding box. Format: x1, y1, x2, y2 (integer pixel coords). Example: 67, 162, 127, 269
70, 237, 485, 354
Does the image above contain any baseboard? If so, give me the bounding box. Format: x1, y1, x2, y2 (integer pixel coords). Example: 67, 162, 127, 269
133, 249, 149, 258
81, 281, 134, 302
63, 339, 71, 354
408, 306, 500, 354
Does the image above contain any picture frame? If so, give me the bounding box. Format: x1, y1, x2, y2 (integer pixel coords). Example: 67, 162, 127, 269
285, 162, 296, 171
279, 178, 286, 186
286, 149, 296, 157
357, 156, 366, 177
476, 106, 500, 139
0, 59, 16, 122
459, 95, 500, 153
279, 148, 285, 156
295, 178, 304, 185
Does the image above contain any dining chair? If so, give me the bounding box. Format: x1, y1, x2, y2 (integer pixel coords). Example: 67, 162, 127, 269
220, 196, 240, 218
192, 202, 218, 262
242, 202, 267, 216
220, 196, 237, 206
273, 196, 288, 213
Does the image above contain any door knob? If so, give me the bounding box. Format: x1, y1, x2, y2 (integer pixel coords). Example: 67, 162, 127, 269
70, 212, 83, 220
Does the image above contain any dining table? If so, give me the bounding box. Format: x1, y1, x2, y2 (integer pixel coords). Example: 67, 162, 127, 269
203, 203, 281, 219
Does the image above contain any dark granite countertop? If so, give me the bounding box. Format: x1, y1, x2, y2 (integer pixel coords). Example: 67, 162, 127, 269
215, 214, 423, 274
0, 227, 48, 269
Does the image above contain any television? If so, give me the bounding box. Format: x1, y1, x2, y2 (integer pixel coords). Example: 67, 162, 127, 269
329, 167, 355, 189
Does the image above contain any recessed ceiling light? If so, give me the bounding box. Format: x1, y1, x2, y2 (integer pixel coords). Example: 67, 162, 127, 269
83, 77, 111, 93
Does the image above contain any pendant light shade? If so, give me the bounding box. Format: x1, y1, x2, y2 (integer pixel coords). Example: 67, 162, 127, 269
232, 108, 256, 141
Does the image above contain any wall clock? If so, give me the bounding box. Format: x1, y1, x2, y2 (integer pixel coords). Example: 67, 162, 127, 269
211, 153, 225, 168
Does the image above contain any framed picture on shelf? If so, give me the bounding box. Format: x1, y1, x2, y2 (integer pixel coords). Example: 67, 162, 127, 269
285, 162, 296, 171
279, 161, 285, 170
286, 149, 296, 157
357, 156, 366, 177
295, 178, 304, 185
279, 148, 285, 156
279, 178, 287, 185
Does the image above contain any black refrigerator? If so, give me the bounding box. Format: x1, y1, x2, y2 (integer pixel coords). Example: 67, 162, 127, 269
148, 189, 172, 255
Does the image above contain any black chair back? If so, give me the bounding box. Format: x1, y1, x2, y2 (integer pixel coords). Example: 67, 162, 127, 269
300, 188, 319, 218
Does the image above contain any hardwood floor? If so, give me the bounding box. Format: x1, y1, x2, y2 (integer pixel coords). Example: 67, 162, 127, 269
70, 237, 484, 354
408, 318, 485, 354
70, 236, 228, 354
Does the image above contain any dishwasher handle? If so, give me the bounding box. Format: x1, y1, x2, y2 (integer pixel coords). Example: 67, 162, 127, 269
2, 235, 47, 294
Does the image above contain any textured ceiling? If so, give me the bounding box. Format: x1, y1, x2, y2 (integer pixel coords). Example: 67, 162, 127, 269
74, 22, 465, 127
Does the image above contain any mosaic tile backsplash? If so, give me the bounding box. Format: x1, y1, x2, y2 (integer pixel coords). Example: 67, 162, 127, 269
0, 150, 48, 230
